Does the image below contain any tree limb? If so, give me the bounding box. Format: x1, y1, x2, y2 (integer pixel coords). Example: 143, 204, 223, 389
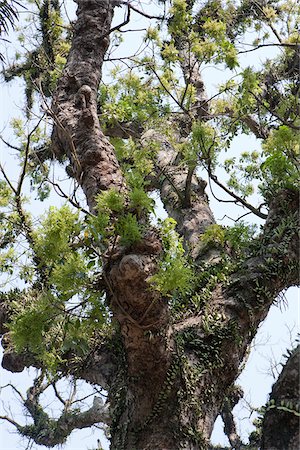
261, 344, 300, 450
51, 0, 126, 212
0, 374, 110, 448
142, 129, 216, 258
208, 168, 267, 219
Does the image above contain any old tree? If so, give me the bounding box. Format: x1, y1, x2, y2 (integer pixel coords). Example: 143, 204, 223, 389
0, 0, 299, 449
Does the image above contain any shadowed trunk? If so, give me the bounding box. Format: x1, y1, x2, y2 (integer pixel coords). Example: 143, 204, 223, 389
261, 344, 300, 450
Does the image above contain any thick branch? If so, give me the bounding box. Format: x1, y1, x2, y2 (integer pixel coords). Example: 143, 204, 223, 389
3, 379, 110, 448
51, 0, 126, 211
142, 129, 215, 258
220, 407, 242, 450
169, 189, 299, 441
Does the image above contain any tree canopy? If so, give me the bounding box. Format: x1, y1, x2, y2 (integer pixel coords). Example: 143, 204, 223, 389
0, 1, 299, 449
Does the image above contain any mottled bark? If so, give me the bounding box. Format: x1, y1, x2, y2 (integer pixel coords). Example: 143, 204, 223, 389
142, 129, 215, 259
107, 187, 298, 450
51, 0, 125, 211
105, 235, 178, 449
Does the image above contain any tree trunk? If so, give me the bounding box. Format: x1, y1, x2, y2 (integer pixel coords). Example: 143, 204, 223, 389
0, 2, 299, 450
261, 344, 300, 450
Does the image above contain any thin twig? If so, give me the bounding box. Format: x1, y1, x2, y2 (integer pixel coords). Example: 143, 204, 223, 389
16, 118, 44, 197
208, 168, 267, 219
238, 42, 298, 54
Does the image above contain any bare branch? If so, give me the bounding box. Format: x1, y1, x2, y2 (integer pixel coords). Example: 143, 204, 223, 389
16, 118, 44, 197
207, 168, 267, 219
3, 378, 111, 447
238, 42, 299, 54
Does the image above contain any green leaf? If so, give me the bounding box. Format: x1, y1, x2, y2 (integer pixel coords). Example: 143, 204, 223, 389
116, 213, 142, 246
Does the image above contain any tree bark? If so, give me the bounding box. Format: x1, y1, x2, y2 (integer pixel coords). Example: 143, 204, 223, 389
1, 2, 299, 450
261, 344, 300, 450
51, 0, 125, 212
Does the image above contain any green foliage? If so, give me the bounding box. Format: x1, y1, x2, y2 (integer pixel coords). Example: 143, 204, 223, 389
116, 137, 157, 177
225, 222, 258, 257
0, 180, 12, 207
129, 187, 155, 216
183, 121, 220, 169
116, 213, 142, 246
201, 224, 226, 247
224, 150, 261, 198
3, 0, 70, 111
8, 118, 52, 200
0, 246, 16, 274
260, 126, 300, 196
51, 253, 87, 300
201, 222, 257, 257
9, 291, 60, 355
8, 286, 109, 372
99, 70, 170, 126
238, 67, 262, 113
223, 125, 299, 201
168, 0, 192, 36
150, 218, 194, 296
35, 205, 81, 263
95, 188, 125, 214
94, 188, 143, 246
0, 0, 22, 62
1, 0, 300, 444
86, 211, 110, 245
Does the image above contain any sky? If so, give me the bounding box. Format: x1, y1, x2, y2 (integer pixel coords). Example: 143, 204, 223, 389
0, 1, 299, 449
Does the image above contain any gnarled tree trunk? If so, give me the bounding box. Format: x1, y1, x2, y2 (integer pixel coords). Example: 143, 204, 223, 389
0, 1, 299, 449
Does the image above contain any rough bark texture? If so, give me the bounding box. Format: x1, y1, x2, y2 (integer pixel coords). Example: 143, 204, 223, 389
1, 1, 299, 450
51, 0, 125, 211
142, 129, 215, 259
261, 345, 300, 450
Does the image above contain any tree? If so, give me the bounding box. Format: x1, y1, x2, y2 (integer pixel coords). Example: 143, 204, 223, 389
0, 0, 24, 62
0, 0, 299, 449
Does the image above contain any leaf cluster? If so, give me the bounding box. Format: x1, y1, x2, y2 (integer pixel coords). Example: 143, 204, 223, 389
3, 0, 70, 112
150, 218, 194, 296
223, 126, 299, 201
99, 70, 170, 127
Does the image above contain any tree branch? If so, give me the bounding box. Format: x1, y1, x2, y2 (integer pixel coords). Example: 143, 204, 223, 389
51, 0, 126, 212
261, 344, 300, 450
207, 168, 267, 219
142, 129, 215, 258
1, 373, 110, 448
221, 387, 244, 450
238, 42, 299, 54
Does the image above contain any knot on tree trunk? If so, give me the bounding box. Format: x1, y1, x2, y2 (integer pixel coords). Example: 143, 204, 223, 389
118, 254, 145, 280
